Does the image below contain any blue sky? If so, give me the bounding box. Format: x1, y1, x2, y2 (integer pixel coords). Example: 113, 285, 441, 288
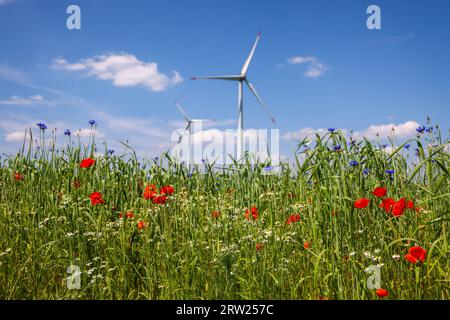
0, 0, 449, 159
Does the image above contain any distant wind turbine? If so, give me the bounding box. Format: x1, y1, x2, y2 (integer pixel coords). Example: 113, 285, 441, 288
191, 32, 276, 160
174, 100, 214, 163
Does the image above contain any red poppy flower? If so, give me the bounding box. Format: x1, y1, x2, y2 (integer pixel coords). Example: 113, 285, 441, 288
211, 211, 220, 218
303, 241, 311, 249
160, 185, 175, 195
89, 192, 105, 205
245, 206, 258, 220
137, 221, 146, 230
14, 172, 24, 181
376, 289, 389, 298
286, 214, 301, 225
152, 195, 167, 205
354, 198, 370, 209
119, 213, 123, 219
255, 243, 264, 251
143, 184, 157, 200
372, 187, 387, 198
126, 211, 134, 219
80, 158, 95, 168
407, 200, 414, 209
379, 198, 395, 213
392, 198, 406, 217
405, 246, 427, 264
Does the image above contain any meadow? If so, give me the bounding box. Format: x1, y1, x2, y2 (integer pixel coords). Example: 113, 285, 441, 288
0, 122, 448, 300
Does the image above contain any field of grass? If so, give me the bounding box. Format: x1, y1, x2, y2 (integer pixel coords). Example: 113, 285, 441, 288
0, 124, 449, 300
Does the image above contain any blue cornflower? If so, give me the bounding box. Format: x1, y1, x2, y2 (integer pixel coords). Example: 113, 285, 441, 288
328, 128, 335, 133
187, 172, 193, 178
88, 120, 97, 126
348, 140, 356, 146
201, 159, 206, 164
36, 122, 47, 130
350, 160, 359, 167
333, 144, 341, 151
363, 168, 369, 176
64, 129, 71, 136
264, 165, 273, 172
404, 144, 410, 150
416, 126, 426, 134
426, 126, 433, 133
108, 149, 114, 155
385, 169, 395, 175
381, 144, 388, 149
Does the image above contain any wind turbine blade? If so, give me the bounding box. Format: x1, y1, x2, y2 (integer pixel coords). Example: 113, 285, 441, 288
178, 121, 192, 144
174, 100, 190, 122
190, 75, 241, 81
245, 80, 276, 124
241, 32, 261, 76
191, 119, 215, 123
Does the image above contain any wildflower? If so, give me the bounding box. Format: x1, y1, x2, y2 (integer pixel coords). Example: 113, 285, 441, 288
328, 128, 335, 133
14, 172, 24, 181
379, 197, 395, 213
64, 129, 71, 136
36, 122, 47, 130
108, 149, 114, 155
80, 158, 95, 168
407, 200, 414, 209
416, 126, 426, 134
211, 211, 220, 218
126, 211, 134, 219
350, 160, 359, 167
363, 168, 370, 176
245, 206, 258, 220
354, 198, 370, 209
286, 214, 301, 225
385, 169, 395, 175
160, 185, 175, 195
426, 126, 433, 133
404, 144, 411, 150
255, 243, 264, 251
88, 120, 97, 126
333, 144, 341, 151
404, 246, 427, 264
376, 289, 389, 298
137, 221, 146, 230
392, 254, 401, 261
372, 187, 387, 198
152, 195, 167, 205
89, 192, 105, 205
392, 198, 406, 217
263, 165, 273, 172
143, 184, 157, 200
381, 144, 388, 149
303, 241, 311, 249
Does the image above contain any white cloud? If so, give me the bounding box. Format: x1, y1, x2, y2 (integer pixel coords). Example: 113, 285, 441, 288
353, 121, 420, 140
0, 64, 28, 84
283, 121, 420, 142
52, 53, 183, 91
0, 0, 14, 6
5, 130, 25, 142
286, 56, 328, 78
0, 95, 54, 106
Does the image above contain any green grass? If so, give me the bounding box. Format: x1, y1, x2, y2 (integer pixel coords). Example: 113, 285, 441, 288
0, 126, 448, 300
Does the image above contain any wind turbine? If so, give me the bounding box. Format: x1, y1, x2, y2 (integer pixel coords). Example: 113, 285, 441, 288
191, 32, 276, 161
174, 100, 214, 164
